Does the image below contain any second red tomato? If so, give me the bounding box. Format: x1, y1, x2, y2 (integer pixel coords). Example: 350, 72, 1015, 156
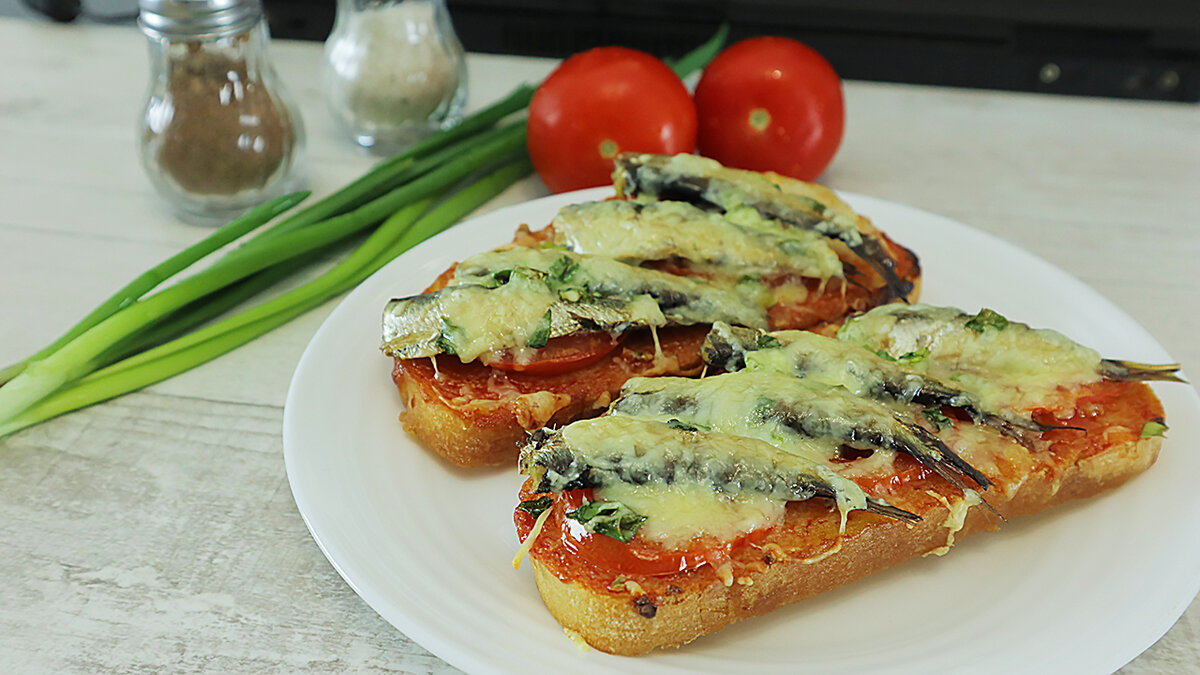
694, 37, 845, 181
527, 47, 697, 193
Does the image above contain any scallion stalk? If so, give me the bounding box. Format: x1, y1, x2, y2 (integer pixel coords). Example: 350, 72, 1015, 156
0, 192, 309, 386
665, 24, 730, 78
248, 83, 535, 242
0, 158, 532, 437
0, 125, 527, 423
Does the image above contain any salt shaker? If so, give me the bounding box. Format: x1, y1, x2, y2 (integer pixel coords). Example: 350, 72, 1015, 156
324, 0, 468, 152
138, 0, 304, 224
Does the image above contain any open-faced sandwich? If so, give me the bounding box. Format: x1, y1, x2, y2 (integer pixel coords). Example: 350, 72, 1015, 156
513, 304, 1181, 655
382, 153, 921, 466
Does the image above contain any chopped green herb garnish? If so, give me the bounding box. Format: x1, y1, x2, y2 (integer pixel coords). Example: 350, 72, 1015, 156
517, 496, 553, 517
491, 269, 514, 285
876, 347, 929, 363
756, 334, 783, 350
897, 347, 930, 364
509, 266, 542, 283
477, 268, 512, 288
1141, 420, 1168, 438
526, 309, 553, 348
666, 418, 710, 432
566, 500, 647, 543
548, 255, 579, 282
751, 395, 776, 421
922, 407, 953, 432
436, 318, 462, 355
965, 308, 1010, 333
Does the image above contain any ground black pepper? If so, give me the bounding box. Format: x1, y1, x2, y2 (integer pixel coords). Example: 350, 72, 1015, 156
152, 37, 295, 195
633, 594, 658, 618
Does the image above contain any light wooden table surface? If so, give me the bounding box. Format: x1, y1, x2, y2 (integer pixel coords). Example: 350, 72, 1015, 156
1, 15, 1197, 674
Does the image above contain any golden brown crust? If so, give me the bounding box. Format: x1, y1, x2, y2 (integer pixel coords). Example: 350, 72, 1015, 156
529, 436, 1162, 655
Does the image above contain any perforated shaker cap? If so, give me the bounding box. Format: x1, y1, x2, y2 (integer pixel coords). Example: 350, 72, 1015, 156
138, 0, 262, 39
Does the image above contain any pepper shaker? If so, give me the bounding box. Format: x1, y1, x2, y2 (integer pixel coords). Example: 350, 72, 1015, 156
137, 0, 304, 224
324, 0, 467, 152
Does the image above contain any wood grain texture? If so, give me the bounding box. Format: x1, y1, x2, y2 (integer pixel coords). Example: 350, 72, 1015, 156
0, 15, 1196, 674
0, 392, 459, 673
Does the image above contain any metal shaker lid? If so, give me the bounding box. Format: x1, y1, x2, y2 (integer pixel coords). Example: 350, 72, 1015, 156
138, 0, 261, 39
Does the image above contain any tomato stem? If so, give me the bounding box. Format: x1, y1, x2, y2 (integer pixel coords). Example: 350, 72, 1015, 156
598, 139, 620, 159
749, 107, 772, 133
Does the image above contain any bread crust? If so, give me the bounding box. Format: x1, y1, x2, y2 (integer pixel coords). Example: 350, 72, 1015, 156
529, 435, 1161, 655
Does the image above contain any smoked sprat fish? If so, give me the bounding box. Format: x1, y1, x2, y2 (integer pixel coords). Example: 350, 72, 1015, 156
700, 322, 1062, 446
837, 304, 1183, 413
519, 416, 920, 523
551, 200, 845, 281
611, 372, 993, 494
612, 152, 912, 301
381, 248, 767, 362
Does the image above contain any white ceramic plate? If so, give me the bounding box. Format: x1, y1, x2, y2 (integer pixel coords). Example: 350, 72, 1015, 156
283, 188, 1200, 675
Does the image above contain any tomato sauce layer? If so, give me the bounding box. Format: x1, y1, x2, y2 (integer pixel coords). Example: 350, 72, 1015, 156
394, 326, 709, 428
515, 486, 776, 589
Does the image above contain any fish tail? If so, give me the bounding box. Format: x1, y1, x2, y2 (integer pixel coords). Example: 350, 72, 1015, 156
865, 497, 922, 523
1100, 359, 1185, 383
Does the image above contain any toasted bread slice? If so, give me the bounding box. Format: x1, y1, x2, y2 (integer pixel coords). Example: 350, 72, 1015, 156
514, 380, 1166, 654
391, 226, 920, 467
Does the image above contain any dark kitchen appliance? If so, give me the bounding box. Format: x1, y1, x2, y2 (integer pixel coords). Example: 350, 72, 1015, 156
277, 0, 1200, 102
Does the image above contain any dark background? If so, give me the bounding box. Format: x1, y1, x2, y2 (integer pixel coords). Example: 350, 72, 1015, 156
267, 0, 1200, 102
12, 0, 1200, 101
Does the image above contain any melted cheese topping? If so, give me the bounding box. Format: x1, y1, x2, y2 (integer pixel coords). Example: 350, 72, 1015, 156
595, 482, 785, 550
512, 507, 553, 570
432, 279, 558, 363
641, 153, 865, 248
555, 415, 870, 537
384, 248, 767, 363
553, 200, 842, 280
922, 489, 982, 557
562, 627, 591, 652
839, 304, 1103, 413
560, 416, 864, 500
743, 331, 929, 398
614, 372, 908, 469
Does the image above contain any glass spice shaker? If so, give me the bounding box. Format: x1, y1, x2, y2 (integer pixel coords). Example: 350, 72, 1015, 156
324, 0, 467, 153
138, 0, 304, 224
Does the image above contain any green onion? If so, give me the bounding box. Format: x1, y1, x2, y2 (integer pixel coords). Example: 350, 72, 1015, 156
0, 86, 541, 390
665, 24, 729, 79
0, 192, 308, 386
241, 84, 535, 243
0, 158, 532, 437
214, 122, 526, 266
0, 125, 527, 424
0, 28, 728, 438
93, 250, 327, 370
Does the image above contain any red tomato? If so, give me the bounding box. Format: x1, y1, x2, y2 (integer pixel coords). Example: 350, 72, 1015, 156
553, 490, 724, 576
694, 37, 845, 181
527, 47, 697, 193
480, 332, 624, 376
